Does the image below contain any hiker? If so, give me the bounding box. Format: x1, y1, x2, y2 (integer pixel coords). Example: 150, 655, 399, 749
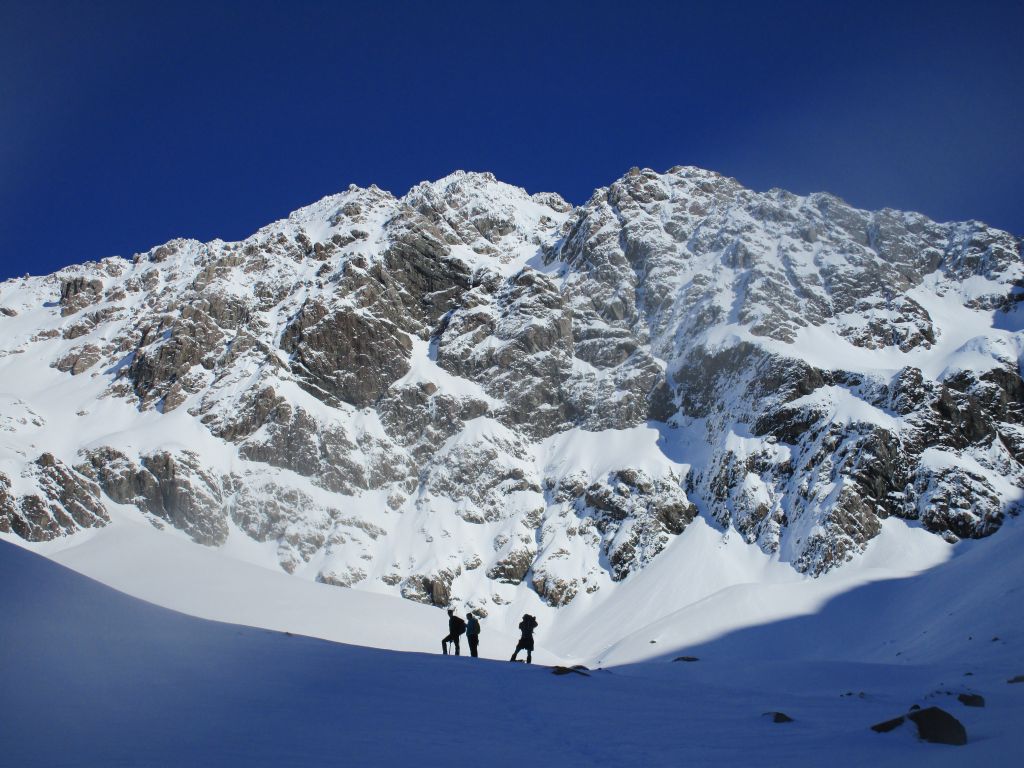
510, 613, 538, 664
442, 608, 466, 655
466, 612, 481, 657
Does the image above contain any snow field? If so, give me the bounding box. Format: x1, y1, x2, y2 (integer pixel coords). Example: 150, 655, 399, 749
3, 516, 1022, 766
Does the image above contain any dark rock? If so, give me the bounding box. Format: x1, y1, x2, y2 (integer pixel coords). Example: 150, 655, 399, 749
77, 448, 227, 545
487, 548, 534, 585
871, 716, 906, 734
906, 707, 967, 746
125, 309, 225, 411
377, 384, 486, 460
0, 455, 109, 541
559, 469, 695, 582
281, 299, 412, 408
206, 385, 287, 443
436, 266, 577, 439
889, 366, 930, 414
238, 404, 369, 494
62, 307, 120, 340
531, 571, 580, 607
957, 693, 985, 707
911, 462, 1005, 540
551, 666, 590, 677
400, 569, 458, 606
378, 225, 474, 327
1007, 675, 1024, 684
54, 344, 102, 375
764, 712, 794, 723
794, 485, 883, 574
673, 656, 699, 662
59, 276, 104, 316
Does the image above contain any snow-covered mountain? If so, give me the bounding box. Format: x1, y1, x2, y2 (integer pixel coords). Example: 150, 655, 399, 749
1, 165, 1022, 625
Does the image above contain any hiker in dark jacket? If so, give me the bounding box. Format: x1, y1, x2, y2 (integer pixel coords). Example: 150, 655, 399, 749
510, 614, 538, 664
442, 609, 466, 655
466, 612, 481, 658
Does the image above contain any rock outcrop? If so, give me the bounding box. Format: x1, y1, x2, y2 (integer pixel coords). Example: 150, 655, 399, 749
0, 454, 108, 541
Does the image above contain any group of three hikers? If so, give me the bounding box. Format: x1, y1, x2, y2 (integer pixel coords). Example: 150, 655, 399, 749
441, 608, 538, 663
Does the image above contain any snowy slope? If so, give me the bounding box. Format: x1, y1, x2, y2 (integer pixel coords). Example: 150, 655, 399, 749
21, 502, 563, 663
0, 494, 960, 670
3, 520, 1022, 767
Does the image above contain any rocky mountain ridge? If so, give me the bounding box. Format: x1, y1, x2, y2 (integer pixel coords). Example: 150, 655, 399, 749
1, 166, 1022, 614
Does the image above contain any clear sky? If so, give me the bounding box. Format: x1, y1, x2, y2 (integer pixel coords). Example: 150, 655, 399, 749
1, 0, 1021, 280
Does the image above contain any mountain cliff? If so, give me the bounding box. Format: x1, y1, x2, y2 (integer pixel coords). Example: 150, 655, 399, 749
1, 166, 1021, 616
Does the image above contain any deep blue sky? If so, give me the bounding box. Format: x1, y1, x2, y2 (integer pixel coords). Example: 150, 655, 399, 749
1, 1, 1021, 280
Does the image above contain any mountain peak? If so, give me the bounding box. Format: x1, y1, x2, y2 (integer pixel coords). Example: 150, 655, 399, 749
0, 164, 1021, 627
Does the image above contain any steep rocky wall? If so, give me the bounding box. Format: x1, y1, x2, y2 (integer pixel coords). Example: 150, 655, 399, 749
1, 167, 1021, 611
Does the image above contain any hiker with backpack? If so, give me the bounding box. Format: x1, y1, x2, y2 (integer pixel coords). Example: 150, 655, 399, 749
466, 612, 481, 657
442, 608, 466, 655
510, 614, 538, 664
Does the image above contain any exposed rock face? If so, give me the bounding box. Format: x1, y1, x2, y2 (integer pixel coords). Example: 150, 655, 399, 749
78, 448, 227, 545
281, 300, 413, 409
401, 568, 460, 606
564, 167, 1024, 573
562, 469, 696, 582
376, 383, 489, 461
59, 277, 104, 316
54, 344, 102, 375
489, 546, 535, 585
233, 400, 411, 495
436, 267, 576, 438
0, 454, 108, 540
1, 166, 1022, 612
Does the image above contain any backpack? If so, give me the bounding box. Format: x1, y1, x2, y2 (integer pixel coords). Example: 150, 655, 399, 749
467, 618, 480, 636
453, 617, 467, 635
